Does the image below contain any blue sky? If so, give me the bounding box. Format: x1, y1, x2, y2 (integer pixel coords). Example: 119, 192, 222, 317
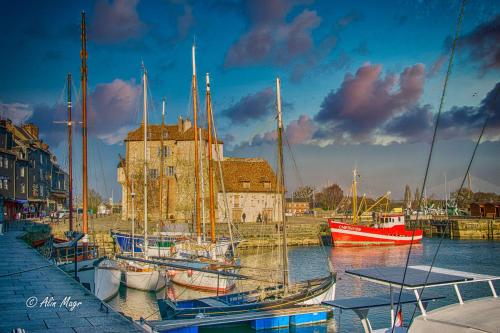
0, 0, 499, 199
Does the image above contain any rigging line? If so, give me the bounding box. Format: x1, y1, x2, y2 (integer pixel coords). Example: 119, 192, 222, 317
408, 91, 496, 325
283, 127, 304, 189
391, 0, 467, 331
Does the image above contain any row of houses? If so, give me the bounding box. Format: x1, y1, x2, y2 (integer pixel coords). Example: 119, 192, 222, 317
0, 119, 69, 220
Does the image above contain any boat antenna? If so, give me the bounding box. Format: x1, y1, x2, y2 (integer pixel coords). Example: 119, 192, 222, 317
391, 0, 467, 330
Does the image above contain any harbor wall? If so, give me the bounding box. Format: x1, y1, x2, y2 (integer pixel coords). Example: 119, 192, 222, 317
407, 218, 500, 240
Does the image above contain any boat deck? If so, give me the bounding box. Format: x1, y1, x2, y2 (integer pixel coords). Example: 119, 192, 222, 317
409, 297, 500, 333
0, 221, 144, 333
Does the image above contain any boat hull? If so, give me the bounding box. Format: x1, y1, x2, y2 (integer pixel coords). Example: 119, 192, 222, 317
158, 273, 336, 320
123, 269, 167, 291
168, 269, 236, 293
329, 220, 423, 246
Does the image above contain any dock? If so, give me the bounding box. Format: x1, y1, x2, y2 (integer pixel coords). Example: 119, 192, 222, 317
145, 305, 332, 332
0, 222, 144, 333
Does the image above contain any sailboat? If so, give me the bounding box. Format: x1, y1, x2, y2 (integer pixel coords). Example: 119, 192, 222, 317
166, 45, 237, 293
120, 65, 167, 292
329, 169, 423, 246
156, 77, 336, 319
57, 11, 121, 302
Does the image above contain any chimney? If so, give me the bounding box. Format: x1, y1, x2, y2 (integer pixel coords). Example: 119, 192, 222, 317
183, 118, 192, 132
178, 116, 183, 132
23, 123, 39, 139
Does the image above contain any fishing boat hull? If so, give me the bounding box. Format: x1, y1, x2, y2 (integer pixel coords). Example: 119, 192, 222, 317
168, 269, 235, 293
123, 269, 167, 291
329, 220, 423, 246
158, 273, 336, 320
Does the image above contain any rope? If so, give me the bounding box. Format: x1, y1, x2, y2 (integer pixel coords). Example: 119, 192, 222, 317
391, 1, 467, 331
408, 90, 495, 325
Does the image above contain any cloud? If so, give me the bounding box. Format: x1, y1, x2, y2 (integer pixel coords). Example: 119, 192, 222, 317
458, 14, 499, 74
383, 104, 434, 142
91, 0, 146, 44
224, 0, 320, 68
313, 63, 425, 143
427, 55, 447, 78
221, 87, 275, 124
285, 114, 316, 144
335, 10, 363, 28
24, 78, 141, 147
0, 102, 33, 124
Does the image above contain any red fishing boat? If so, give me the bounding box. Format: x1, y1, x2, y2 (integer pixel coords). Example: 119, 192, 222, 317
329, 169, 423, 247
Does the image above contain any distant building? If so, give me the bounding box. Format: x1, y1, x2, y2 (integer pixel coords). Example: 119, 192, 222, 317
285, 199, 311, 215
470, 202, 499, 218
0, 119, 69, 219
117, 117, 282, 223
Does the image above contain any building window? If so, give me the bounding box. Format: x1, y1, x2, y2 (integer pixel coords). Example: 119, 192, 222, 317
58, 180, 61, 189
40, 169, 43, 180
21, 183, 25, 193
20, 167, 25, 177
0, 180, 2, 190
40, 185, 43, 197
3, 179, 7, 190
0, 157, 3, 168
264, 181, 271, 189
242, 181, 250, 189
166, 166, 175, 177
40, 154, 43, 164
234, 195, 240, 208
149, 169, 158, 179
4, 158, 8, 168
158, 146, 171, 157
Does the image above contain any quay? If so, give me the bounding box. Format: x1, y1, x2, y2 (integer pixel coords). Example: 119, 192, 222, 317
407, 217, 500, 240
0, 221, 144, 333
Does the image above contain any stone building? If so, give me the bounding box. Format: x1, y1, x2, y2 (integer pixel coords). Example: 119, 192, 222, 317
117, 117, 281, 223
285, 199, 311, 215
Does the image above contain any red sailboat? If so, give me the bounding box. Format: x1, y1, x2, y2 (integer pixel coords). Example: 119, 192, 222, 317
329, 169, 423, 247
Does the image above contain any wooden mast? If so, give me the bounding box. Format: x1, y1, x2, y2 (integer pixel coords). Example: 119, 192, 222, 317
192, 43, 201, 241
276, 77, 288, 289
160, 98, 165, 223
352, 169, 358, 224
205, 73, 216, 243
142, 65, 149, 256
67, 73, 74, 231
80, 11, 89, 257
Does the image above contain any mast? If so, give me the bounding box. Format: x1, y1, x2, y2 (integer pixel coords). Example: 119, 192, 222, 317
276, 77, 289, 289
67, 73, 74, 231
80, 11, 89, 257
352, 169, 358, 224
199, 128, 206, 242
131, 182, 135, 257
206, 73, 216, 243
192, 43, 202, 241
160, 98, 165, 223
143, 65, 149, 256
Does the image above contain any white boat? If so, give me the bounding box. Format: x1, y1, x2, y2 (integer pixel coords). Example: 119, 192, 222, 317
59, 258, 121, 302
122, 261, 167, 291
167, 262, 236, 293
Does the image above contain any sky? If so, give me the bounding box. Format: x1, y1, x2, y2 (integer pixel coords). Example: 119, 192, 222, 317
0, 0, 499, 200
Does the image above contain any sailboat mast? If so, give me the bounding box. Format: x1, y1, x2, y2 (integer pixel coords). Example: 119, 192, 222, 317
67, 73, 74, 231
80, 11, 89, 257
276, 77, 289, 288
143, 66, 149, 256
206, 73, 216, 243
131, 182, 135, 258
352, 169, 357, 224
160, 98, 165, 223
199, 128, 206, 242
192, 44, 202, 240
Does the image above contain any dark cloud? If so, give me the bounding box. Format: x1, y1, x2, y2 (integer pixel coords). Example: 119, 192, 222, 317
313, 63, 425, 143
90, 0, 147, 44
458, 14, 500, 74
221, 87, 274, 124
383, 104, 433, 142
0, 102, 33, 124
28, 103, 68, 146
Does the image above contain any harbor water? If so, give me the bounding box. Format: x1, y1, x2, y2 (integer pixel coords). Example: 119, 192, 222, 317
108, 238, 500, 332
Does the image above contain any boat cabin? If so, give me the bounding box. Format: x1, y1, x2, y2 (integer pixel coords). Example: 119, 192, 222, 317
373, 212, 405, 227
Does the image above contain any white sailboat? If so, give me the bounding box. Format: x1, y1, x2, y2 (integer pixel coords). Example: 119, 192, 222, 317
121, 65, 166, 292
